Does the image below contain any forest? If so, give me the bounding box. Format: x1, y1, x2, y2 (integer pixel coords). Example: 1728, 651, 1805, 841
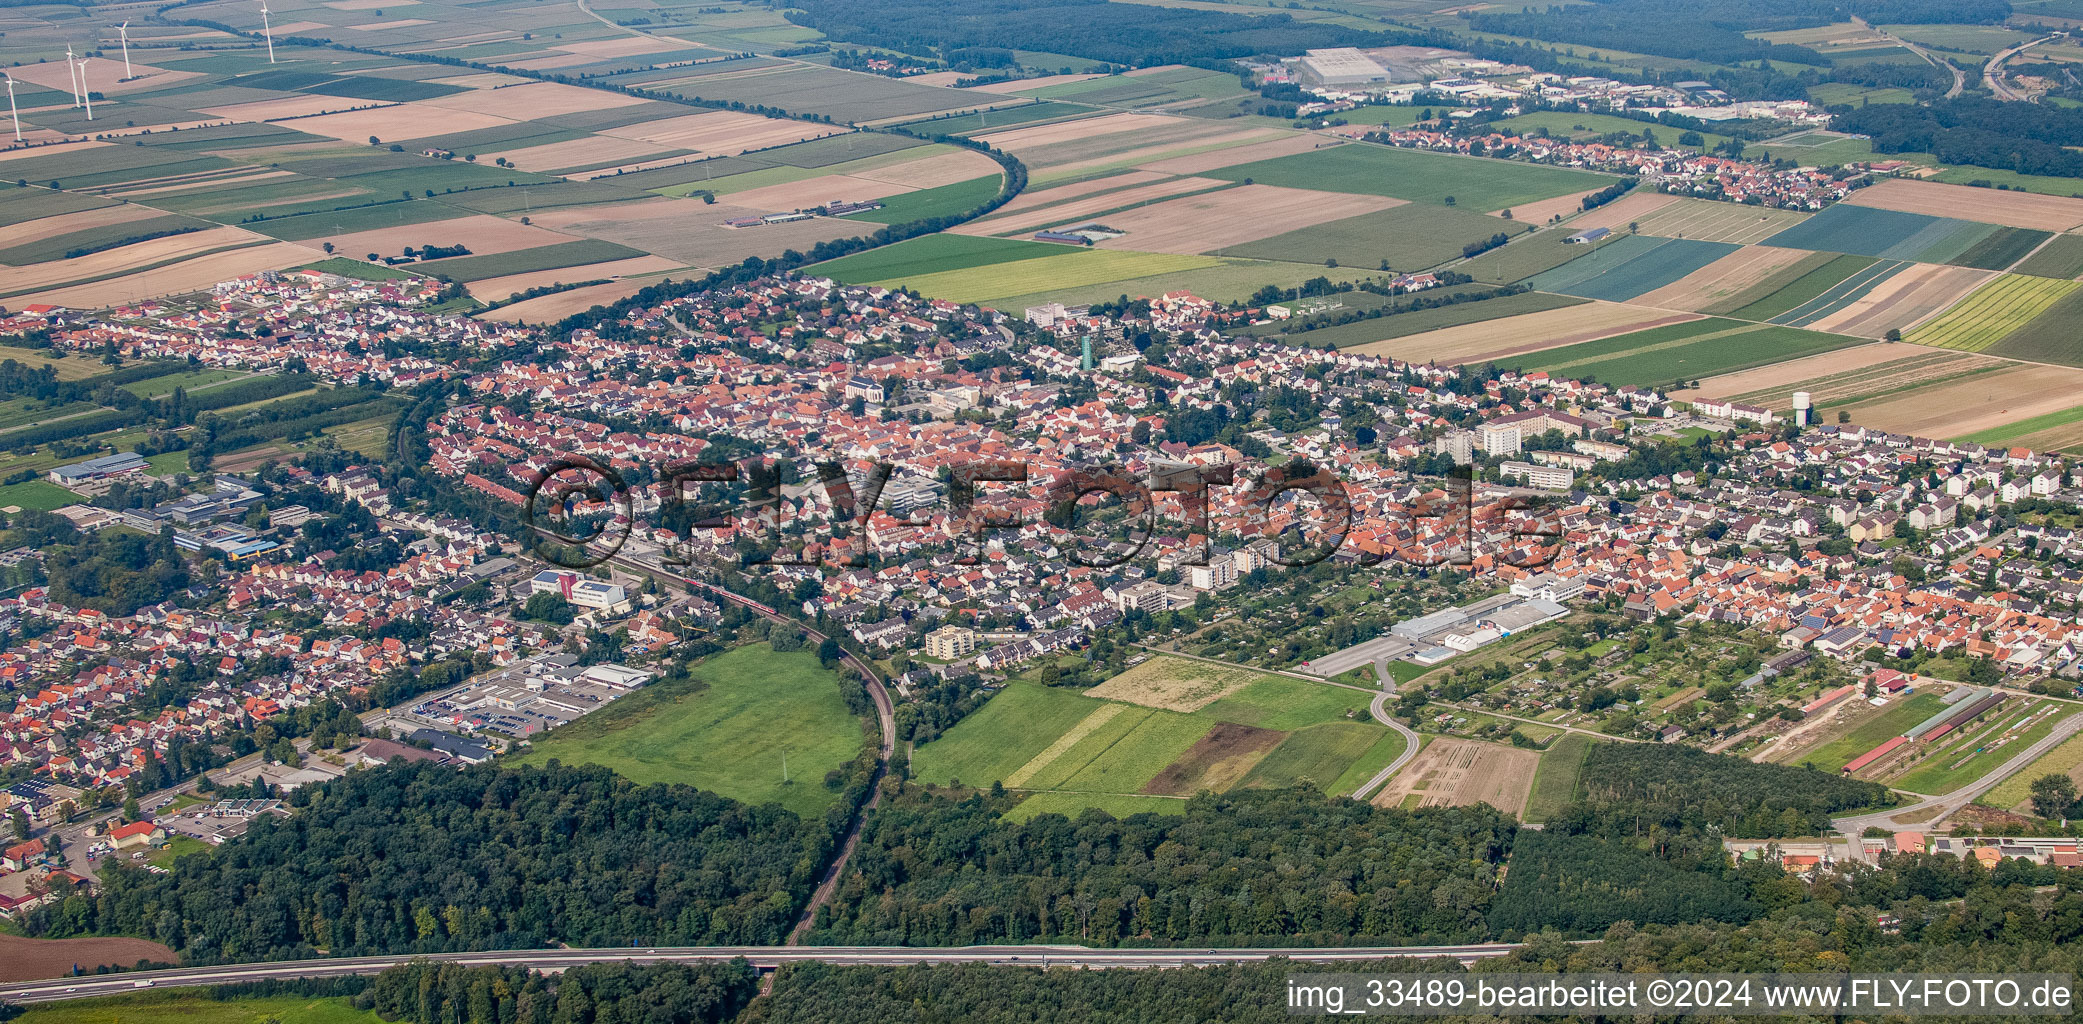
1558, 741, 1890, 838
1837, 98, 2083, 179
807, 789, 1515, 947
17, 762, 836, 960
1470, 0, 2005, 67
1488, 829, 1759, 935
783, 0, 1399, 66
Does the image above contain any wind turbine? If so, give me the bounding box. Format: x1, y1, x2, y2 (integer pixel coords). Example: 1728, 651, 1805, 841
4, 75, 19, 144
77, 57, 93, 120
118, 22, 133, 80
259, 0, 277, 64
64, 45, 81, 108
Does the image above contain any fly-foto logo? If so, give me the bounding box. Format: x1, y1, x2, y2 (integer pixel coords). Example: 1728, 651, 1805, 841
520, 456, 1564, 573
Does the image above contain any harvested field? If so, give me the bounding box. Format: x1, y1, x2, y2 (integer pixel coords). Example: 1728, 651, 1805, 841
1696, 348, 2002, 412
865, 248, 1222, 304
1559, 191, 1677, 232
1805, 263, 1994, 338
955, 176, 1229, 236
972, 73, 1106, 93
1134, 133, 1338, 174
198, 94, 365, 121
477, 275, 671, 321
1495, 187, 1605, 223
0, 933, 177, 982
8, 241, 322, 309
988, 170, 1167, 216
1141, 722, 1286, 795
598, 110, 839, 153
1844, 178, 2083, 231
312, 214, 581, 261
1087, 655, 1265, 712
1370, 737, 1539, 816
1839, 363, 2083, 438
4, 56, 198, 95
1040, 128, 1283, 179
726, 173, 926, 212
1092, 184, 1402, 255
1346, 300, 1695, 364
0, 204, 161, 251
551, 35, 681, 56
526, 198, 855, 266
0, 225, 266, 292
1908, 274, 2083, 351
482, 135, 673, 172
975, 111, 1174, 153
1630, 244, 1816, 310
277, 104, 512, 143
848, 149, 1003, 189
1627, 197, 1811, 244
1524, 235, 1741, 302
113, 169, 300, 199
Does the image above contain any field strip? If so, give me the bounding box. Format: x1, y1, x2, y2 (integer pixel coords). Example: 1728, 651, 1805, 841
2005, 230, 2063, 274
1539, 322, 1764, 377
1770, 260, 1907, 325
1002, 703, 1126, 788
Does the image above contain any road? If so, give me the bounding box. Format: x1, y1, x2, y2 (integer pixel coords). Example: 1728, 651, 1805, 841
1356, 690, 1421, 800
1986, 35, 2058, 101
1861, 19, 1965, 98
603, 549, 895, 945
1832, 709, 2083, 833
0, 943, 1524, 1004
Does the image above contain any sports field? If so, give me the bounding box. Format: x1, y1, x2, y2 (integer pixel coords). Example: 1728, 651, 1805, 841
514, 645, 867, 818
1204, 144, 1614, 211
1907, 274, 2083, 351
1523, 235, 1741, 301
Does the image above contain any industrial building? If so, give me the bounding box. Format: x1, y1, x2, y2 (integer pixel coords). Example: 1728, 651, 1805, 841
1298, 48, 1391, 88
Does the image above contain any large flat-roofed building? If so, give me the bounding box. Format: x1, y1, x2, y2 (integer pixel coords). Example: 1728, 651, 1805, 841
48, 451, 147, 487
1300, 48, 1391, 88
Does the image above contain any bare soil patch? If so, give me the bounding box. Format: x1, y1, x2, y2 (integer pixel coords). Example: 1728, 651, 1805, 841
1845, 363, 2083, 437
1142, 722, 1287, 795
1371, 737, 1539, 816
599, 110, 838, 153
1844, 178, 2083, 231
1689, 344, 1944, 401
0, 204, 159, 251
1810, 263, 1994, 338
1135, 133, 1336, 175
1557, 191, 1677, 232
0, 932, 177, 982
280, 104, 512, 142
1631, 244, 1815, 311
1093, 183, 1402, 255
5, 56, 199, 95
420, 81, 646, 118
1347, 300, 1694, 364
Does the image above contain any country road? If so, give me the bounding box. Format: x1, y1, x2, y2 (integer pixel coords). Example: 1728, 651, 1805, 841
0, 942, 1524, 1004
1357, 689, 1421, 799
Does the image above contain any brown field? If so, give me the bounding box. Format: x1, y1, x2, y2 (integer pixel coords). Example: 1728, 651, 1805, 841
598, 110, 839, 153
0, 932, 177, 982
1, 225, 268, 291
1557, 190, 1677, 232
1843, 178, 2083, 231
527, 198, 854, 266
421, 81, 646, 118
1039, 128, 1281, 179
1142, 723, 1287, 795
1094, 183, 1402, 254
1491, 187, 1603, 223
975, 73, 1106, 93
113, 168, 300, 198
2001, 417, 2083, 453
1841, 363, 2083, 438
199, 94, 354, 121
1087, 656, 1264, 712
483, 135, 673, 172
567, 154, 712, 180
1628, 197, 1811, 243
725, 172, 925, 212
477, 274, 674, 321
10, 240, 323, 309
463, 254, 684, 301
904, 71, 971, 87
955, 175, 1228, 236
971, 169, 1163, 217
314, 213, 582, 261
263, 19, 336, 34
1688, 343, 1948, 402
1370, 737, 1539, 816
0, 141, 110, 166
0, 203, 157, 251
850, 149, 1003, 189
345, 18, 434, 30
4, 56, 199, 95
272, 104, 510, 142
552, 35, 681, 56
1347, 300, 1696, 364
1807, 263, 1994, 338
1136, 133, 1338, 174
977, 111, 1172, 153
1631, 244, 1816, 310
427, 72, 529, 89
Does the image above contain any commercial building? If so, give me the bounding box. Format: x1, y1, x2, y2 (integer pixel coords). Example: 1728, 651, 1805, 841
48, 451, 147, 487
1299, 47, 1391, 88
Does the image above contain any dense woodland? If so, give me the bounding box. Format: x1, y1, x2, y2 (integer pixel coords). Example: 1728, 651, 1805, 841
19, 763, 840, 960
1561, 742, 1890, 838
784, 0, 1399, 66
1470, 0, 2005, 68
1838, 98, 2083, 179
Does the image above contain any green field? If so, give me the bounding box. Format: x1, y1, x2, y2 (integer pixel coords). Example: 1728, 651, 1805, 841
1327, 729, 1417, 796
841, 174, 1004, 224
1460, 229, 1612, 284
1712, 253, 1875, 320
1931, 166, 2083, 198
0, 480, 80, 511
854, 248, 1223, 303
1003, 791, 1186, 821
911, 682, 1107, 789
1205, 144, 1613, 211
1959, 402, 2083, 444
1523, 733, 1593, 823
1259, 293, 1591, 350
910, 102, 1100, 135
1218, 203, 1528, 272
813, 233, 1059, 282
1523, 235, 1740, 301
2012, 234, 2083, 280
1891, 703, 2081, 795
1982, 729, 2083, 809
119, 368, 248, 399
1791, 691, 1947, 773
1511, 319, 1861, 387
1200, 675, 1370, 731
415, 239, 649, 283
1238, 722, 1397, 793
1954, 227, 2055, 271
515, 645, 868, 817
1490, 111, 1735, 153
1908, 274, 2082, 352
1982, 286, 2083, 366
13, 993, 380, 1024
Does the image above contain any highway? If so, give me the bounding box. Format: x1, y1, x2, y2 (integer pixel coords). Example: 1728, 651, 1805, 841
0, 943, 1523, 1004
1985, 35, 2058, 101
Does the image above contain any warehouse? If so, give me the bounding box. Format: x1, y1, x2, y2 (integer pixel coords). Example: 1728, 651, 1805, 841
1299, 48, 1391, 88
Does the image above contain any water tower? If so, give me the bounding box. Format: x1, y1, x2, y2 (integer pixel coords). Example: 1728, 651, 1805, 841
1792, 391, 1813, 427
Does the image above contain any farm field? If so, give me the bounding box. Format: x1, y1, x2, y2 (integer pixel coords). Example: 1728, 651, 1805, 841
1629, 244, 1817, 311
1204, 143, 1616, 211
1522, 733, 1594, 823
1888, 702, 2081, 795
0, 932, 180, 984
10, 992, 379, 1023
1981, 730, 2083, 810
1713, 253, 1878, 321
1695, 347, 2001, 412
981, 259, 1380, 310
1843, 178, 2083, 231
850, 248, 1225, 304
1906, 274, 2083, 351
1199, 675, 1372, 731
1264, 291, 1587, 349
1624, 198, 1810, 244
1369, 737, 1539, 817
513, 646, 867, 818
1345, 300, 1692, 364
1522, 235, 1741, 301
1981, 287, 2083, 366
1090, 184, 1401, 255
1086, 655, 1270, 712
1509, 319, 1864, 387
812, 234, 1059, 282
1219, 203, 1527, 272
1958, 404, 2083, 449
1762, 204, 2007, 266
1763, 259, 1911, 326
1820, 363, 2083, 439
1235, 722, 1396, 794
2012, 234, 2083, 279
955, 175, 1229, 236
1796, 263, 1994, 339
